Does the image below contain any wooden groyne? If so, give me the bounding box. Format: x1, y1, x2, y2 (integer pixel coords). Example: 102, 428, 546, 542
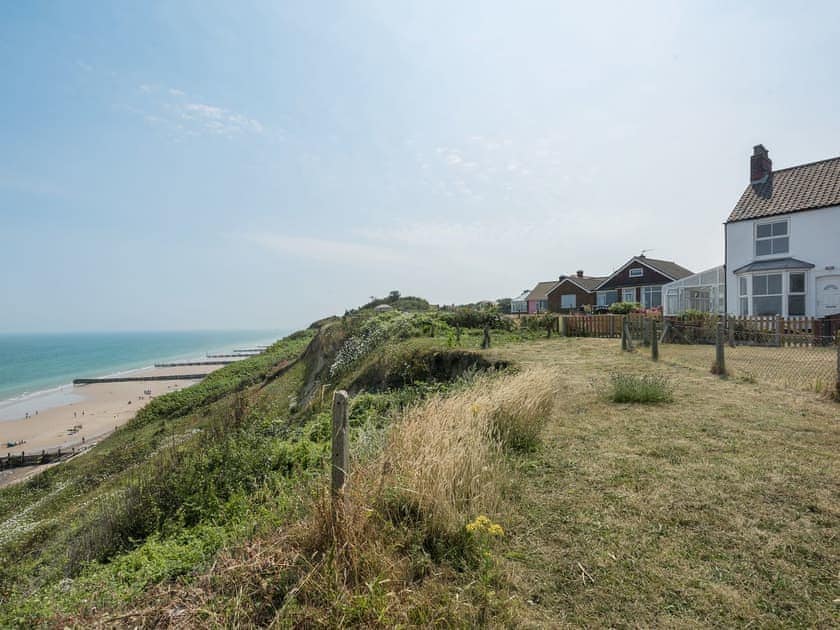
153, 360, 236, 367
1, 447, 79, 471
233, 348, 266, 353
73, 374, 209, 385
206, 352, 260, 358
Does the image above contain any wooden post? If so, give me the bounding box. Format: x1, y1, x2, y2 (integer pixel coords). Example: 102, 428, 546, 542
331, 390, 349, 502
642, 317, 650, 347
481, 326, 491, 349
621, 318, 628, 350
775, 315, 783, 347
727, 315, 735, 347
835, 343, 840, 400
651, 319, 659, 361
715, 321, 726, 376
560, 316, 567, 337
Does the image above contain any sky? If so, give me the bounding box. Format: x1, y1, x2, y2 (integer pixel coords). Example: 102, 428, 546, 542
2, 1, 839, 332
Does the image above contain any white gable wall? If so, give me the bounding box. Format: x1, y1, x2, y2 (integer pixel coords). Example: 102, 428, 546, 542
725, 204, 840, 317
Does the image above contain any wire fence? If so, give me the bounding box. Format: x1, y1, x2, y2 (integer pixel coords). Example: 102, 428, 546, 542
622, 316, 840, 396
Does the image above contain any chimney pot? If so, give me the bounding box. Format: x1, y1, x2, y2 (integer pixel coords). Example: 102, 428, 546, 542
576, 270, 584, 277
750, 144, 772, 184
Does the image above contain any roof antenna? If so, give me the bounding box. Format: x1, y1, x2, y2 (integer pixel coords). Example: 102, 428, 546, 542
639, 248, 654, 257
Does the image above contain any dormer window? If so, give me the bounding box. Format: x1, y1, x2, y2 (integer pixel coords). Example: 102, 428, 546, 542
755, 220, 789, 256
629, 267, 643, 278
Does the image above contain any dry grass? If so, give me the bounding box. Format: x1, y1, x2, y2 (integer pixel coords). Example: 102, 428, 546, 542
658, 342, 837, 393
494, 337, 840, 628
87, 367, 557, 628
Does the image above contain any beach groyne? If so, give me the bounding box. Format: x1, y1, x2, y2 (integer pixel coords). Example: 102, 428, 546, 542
73, 374, 209, 385
206, 353, 260, 358
1, 446, 80, 471
153, 360, 237, 367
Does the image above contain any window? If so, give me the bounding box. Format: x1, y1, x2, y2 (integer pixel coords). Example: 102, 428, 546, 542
755, 220, 789, 256
622, 288, 636, 302
629, 267, 643, 278
560, 294, 576, 309
752, 273, 783, 315
788, 272, 806, 316
739, 276, 749, 316
597, 290, 618, 307
642, 287, 662, 308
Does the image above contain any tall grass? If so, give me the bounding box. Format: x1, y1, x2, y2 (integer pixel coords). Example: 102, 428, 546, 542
105, 368, 557, 627
609, 373, 673, 403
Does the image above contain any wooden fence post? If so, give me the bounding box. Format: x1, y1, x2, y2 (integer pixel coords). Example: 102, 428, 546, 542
481, 326, 491, 349
331, 390, 349, 503
715, 322, 726, 376
621, 318, 628, 351
835, 343, 840, 400
727, 315, 735, 347
651, 320, 659, 361
560, 316, 567, 337
775, 315, 783, 347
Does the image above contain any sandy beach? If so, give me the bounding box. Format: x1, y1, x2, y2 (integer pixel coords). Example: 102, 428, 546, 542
0, 364, 228, 457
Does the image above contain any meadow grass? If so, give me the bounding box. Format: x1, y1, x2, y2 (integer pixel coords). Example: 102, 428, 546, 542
609, 372, 673, 403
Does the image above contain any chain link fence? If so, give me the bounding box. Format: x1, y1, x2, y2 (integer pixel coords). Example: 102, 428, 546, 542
621, 316, 840, 396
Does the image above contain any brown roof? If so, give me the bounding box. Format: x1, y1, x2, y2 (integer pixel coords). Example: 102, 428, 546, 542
639, 257, 693, 280
547, 275, 608, 294
727, 156, 840, 223
526, 281, 560, 301
594, 256, 693, 290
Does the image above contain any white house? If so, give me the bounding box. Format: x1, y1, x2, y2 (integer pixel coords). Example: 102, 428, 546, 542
725, 145, 840, 319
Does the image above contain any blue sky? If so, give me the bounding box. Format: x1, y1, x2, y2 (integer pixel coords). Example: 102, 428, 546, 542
2, 1, 839, 332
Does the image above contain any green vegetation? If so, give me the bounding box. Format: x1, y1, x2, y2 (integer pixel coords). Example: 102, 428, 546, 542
609, 372, 673, 403
2, 304, 836, 627
608, 301, 642, 314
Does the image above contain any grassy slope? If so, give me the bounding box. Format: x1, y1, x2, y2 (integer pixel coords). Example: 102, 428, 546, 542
495, 337, 838, 627
2, 315, 837, 627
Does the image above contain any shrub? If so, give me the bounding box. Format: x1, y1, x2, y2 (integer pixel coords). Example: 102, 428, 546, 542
608, 302, 642, 315
609, 373, 673, 403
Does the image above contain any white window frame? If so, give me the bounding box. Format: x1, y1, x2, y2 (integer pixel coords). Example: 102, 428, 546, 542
560, 294, 576, 309
629, 267, 643, 278
788, 271, 806, 317
754, 219, 789, 258
597, 290, 618, 307
751, 272, 784, 316
738, 276, 749, 316
622, 288, 636, 302
641, 286, 662, 309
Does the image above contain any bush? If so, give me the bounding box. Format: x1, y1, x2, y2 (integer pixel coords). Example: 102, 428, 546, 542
608, 302, 642, 315
609, 373, 673, 403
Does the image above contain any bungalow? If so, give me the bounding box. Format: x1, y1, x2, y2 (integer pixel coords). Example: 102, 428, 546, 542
510, 289, 530, 314
546, 270, 607, 312
594, 255, 693, 309
526, 281, 560, 314
725, 145, 840, 318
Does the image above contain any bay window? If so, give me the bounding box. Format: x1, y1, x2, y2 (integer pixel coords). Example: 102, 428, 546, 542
788, 272, 806, 316
751, 273, 783, 315
739, 276, 749, 316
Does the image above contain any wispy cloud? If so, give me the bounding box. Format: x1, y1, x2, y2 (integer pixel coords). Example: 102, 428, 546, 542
132, 85, 265, 139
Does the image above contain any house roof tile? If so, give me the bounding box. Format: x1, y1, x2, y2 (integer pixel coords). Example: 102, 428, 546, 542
526, 281, 560, 301
727, 156, 840, 223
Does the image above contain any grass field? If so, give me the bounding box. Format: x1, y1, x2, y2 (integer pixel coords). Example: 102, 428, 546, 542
652, 341, 838, 393
492, 337, 839, 627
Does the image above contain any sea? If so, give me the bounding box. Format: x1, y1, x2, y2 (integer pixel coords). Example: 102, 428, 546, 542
0, 330, 287, 421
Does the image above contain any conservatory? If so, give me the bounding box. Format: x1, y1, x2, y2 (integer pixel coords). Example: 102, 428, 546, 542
662, 266, 725, 316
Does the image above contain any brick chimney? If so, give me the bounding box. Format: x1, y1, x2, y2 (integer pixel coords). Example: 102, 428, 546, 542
750, 144, 772, 184
576, 270, 584, 278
